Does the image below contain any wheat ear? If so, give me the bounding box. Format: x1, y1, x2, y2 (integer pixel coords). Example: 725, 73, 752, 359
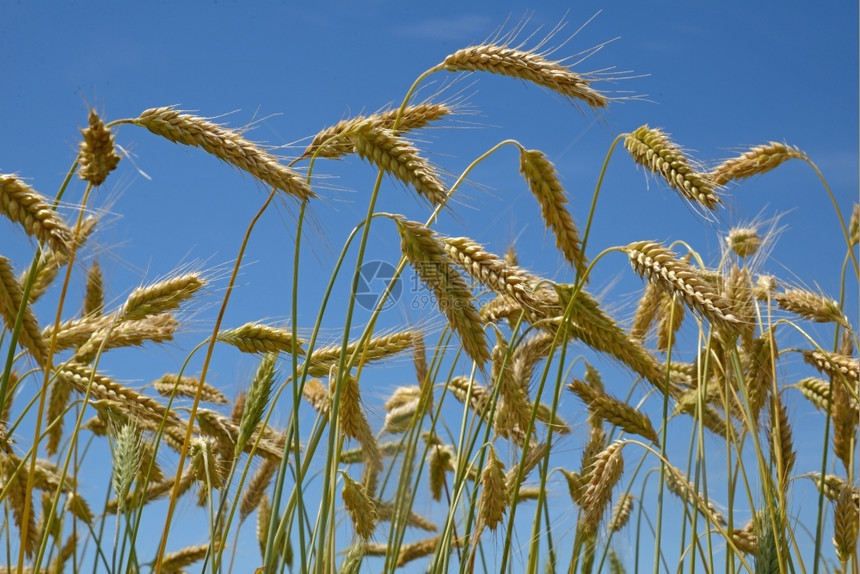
77, 109, 121, 185
303, 103, 452, 159
519, 148, 587, 274
352, 125, 447, 205
133, 106, 314, 200
476, 445, 507, 533
711, 142, 807, 186
341, 471, 378, 539
120, 272, 205, 321
441, 44, 608, 109
774, 288, 850, 328
153, 374, 228, 404
624, 126, 719, 210
0, 174, 73, 254
218, 322, 306, 355
568, 379, 659, 444
398, 220, 489, 365
626, 241, 739, 331
0, 256, 49, 365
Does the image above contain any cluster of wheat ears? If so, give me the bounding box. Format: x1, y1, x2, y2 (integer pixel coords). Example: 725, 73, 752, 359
0, 27, 857, 574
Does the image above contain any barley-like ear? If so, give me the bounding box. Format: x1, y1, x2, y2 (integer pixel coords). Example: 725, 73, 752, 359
120, 272, 205, 321
240, 456, 279, 521
774, 288, 850, 328
153, 374, 228, 404
656, 292, 685, 353
568, 379, 659, 444
711, 142, 807, 186
0, 256, 49, 365
337, 373, 381, 476
398, 220, 489, 365
519, 148, 587, 274
351, 126, 447, 205
1, 454, 38, 557
160, 543, 210, 573
217, 322, 306, 355
303, 330, 415, 377
626, 241, 739, 332
630, 281, 661, 343
83, 260, 104, 317
831, 366, 858, 473
441, 44, 608, 109
476, 445, 507, 533
0, 174, 73, 254
609, 493, 635, 533
624, 126, 719, 210
302, 378, 330, 413
726, 227, 762, 258
46, 378, 72, 456
78, 109, 121, 185
768, 394, 796, 492
341, 471, 378, 539
580, 441, 625, 531
303, 103, 452, 159
849, 203, 859, 247
663, 464, 725, 526
803, 350, 859, 385
133, 107, 314, 200
833, 484, 859, 567
110, 422, 142, 514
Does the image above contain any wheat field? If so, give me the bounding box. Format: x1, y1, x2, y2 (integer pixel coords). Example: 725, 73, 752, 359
0, 8, 857, 574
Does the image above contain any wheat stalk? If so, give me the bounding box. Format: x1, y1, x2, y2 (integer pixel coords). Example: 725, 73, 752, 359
133, 106, 314, 200
624, 126, 719, 210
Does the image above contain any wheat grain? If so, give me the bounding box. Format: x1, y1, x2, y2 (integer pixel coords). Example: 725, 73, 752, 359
519, 148, 587, 274
77, 109, 121, 185
134, 106, 314, 200
624, 126, 719, 209
711, 142, 807, 186
0, 174, 73, 254
441, 44, 607, 108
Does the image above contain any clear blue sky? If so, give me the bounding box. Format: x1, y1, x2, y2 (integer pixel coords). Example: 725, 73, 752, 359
1, 1, 857, 571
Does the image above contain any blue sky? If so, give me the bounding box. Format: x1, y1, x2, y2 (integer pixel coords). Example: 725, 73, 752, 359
1, 1, 857, 571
